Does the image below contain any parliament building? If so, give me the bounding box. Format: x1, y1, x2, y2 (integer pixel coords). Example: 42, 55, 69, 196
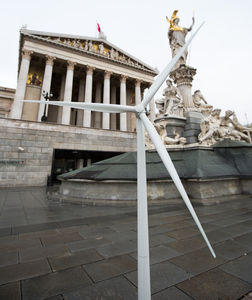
0, 27, 158, 187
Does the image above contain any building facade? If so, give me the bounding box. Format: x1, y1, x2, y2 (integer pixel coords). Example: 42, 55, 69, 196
11, 28, 157, 129
0, 28, 158, 187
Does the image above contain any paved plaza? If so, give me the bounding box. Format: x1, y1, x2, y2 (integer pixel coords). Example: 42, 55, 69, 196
0, 187, 251, 299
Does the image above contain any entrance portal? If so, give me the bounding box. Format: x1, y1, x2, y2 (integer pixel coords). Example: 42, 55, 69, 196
50, 149, 123, 184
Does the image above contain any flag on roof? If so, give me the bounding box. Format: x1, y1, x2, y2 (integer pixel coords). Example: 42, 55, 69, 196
97, 23, 101, 33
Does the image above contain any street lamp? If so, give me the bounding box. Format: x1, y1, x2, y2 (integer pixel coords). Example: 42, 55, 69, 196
41, 91, 53, 122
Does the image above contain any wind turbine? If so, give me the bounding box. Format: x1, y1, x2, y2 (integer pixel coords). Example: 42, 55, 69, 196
22, 22, 215, 300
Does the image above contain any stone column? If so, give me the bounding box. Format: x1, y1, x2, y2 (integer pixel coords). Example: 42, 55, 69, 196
87, 158, 92, 166
120, 75, 127, 131
170, 65, 196, 108
76, 159, 84, 169
94, 81, 102, 128
10, 49, 33, 119
83, 66, 94, 127
149, 98, 156, 123
110, 85, 117, 130
62, 61, 75, 125
135, 80, 141, 105
102, 71, 111, 130
37, 55, 55, 121
57, 74, 65, 124
76, 77, 85, 126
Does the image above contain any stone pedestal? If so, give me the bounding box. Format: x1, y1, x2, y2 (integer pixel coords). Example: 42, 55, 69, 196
170, 64, 196, 108
155, 116, 186, 138
184, 111, 203, 144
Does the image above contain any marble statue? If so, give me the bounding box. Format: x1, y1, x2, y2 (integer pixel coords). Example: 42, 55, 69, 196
145, 121, 186, 148
155, 98, 165, 115
192, 90, 213, 116
163, 80, 183, 117
88, 41, 93, 52
155, 80, 183, 118
99, 43, 104, 55
219, 110, 251, 143
166, 10, 195, 69
164, 133, 186, 145
198, 109, 222, 144
84, 41, 88, 51
199, 109, 251, 144
110, 48, 116, 59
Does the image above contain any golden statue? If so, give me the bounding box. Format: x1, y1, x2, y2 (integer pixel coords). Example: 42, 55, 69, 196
166, 10, 195, 68
166, 10, 184, 32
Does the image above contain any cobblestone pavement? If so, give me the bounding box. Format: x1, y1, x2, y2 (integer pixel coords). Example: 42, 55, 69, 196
0, 187, 251, 299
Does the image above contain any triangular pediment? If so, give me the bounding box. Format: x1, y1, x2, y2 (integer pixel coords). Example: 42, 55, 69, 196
20, 28, 158, 75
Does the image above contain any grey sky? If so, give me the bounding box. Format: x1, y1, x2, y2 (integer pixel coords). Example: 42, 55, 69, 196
1, 0, 252, 123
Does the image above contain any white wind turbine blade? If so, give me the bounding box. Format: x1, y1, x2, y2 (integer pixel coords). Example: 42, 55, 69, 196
140, 22, 205, 110
140, 112, 216, 258
136, 117, 151, 300
21, 100, 136, 113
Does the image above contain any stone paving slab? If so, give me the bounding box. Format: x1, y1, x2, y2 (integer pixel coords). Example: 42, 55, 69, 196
214, 239, 251, 260
22, 266, 92, 300
177, 268, 252, 300
63, 276, 137, 300
205, 229, 233, 244
149, 233, 175, 247
19, 228, 59, 240
167, 235, 206, 254
0, 238, 42, 252
56, 225, 89, 235
96, 240, 136, 258
40, 232, 83, 246
220, 252, 252, 284
0, 227, 11, 237
222, 222, 252, 237
0, 258, 51, 285
165, 226, 199, 240
101, 230, 137, 243
125, 260, 192, 294
83, 254, 137, 282
130, 244, 181, 265
169, 247, 227, 275
108, 222, 137, 232
49, 248, 103, 272
157, 214, 190, 224
210, 213, 252, 227
0, 250, 18, 267
67, 236, 111, 252
78, 226, 117, 239
0, 281, 21, 300
233, 232, 252, 249
152, 286, 193, 300
19, 244, 70, 263
44, 295, 63, 300
149, 220, 192, 235
12, 222, 60, 235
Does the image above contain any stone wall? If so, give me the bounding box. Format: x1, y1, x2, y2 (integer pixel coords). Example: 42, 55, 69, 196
0, 118, 137, 187
0, 86, 15, 118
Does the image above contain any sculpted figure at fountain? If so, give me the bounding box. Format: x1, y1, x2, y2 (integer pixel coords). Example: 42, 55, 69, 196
192, 90, 213, 116
155, 80, 184, 118
199, 109, 251, 144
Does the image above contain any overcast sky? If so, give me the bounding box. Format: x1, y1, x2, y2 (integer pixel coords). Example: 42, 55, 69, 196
1, 0, 252, 124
